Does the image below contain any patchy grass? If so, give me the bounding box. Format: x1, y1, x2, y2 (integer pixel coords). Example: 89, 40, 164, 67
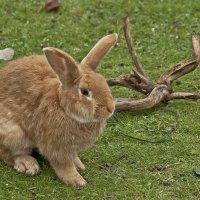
1, 0, 200, 199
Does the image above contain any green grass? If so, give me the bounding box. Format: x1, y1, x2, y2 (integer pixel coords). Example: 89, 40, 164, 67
1, 0, 200, 199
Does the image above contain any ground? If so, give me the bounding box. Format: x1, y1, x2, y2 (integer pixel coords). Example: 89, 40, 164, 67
0, 0, 200, 199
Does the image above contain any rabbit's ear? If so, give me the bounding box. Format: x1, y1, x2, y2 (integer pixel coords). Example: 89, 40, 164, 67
80, 33, 118, 71
43, 47, 80, 86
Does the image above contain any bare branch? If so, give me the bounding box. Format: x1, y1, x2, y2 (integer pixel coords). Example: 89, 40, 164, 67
107, 73, 155, 94
158, 58, 198, 84
108, 17, 200, 112
123, 16, 147, 77
192, 33, 200, 59
168, 92, 200, 100
107, 76, 145, 92
115, 85, 169, 111
107, 77, 144, 92
158, 34, 200, 84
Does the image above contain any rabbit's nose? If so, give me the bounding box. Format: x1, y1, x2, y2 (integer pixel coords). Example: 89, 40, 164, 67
107, 106, 112, 113
107, 102, 115, 113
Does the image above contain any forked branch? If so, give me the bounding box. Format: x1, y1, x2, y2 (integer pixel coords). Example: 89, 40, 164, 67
123, 16, 147, 78
158, 34, 200, 84
107, 17, 200, 112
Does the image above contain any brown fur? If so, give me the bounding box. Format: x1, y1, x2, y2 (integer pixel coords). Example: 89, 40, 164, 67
0, 34, 118, 186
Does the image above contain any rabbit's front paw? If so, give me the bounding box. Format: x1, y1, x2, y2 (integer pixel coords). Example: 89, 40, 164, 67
74, 156, 85, 171
14, 155, 40, 176
66, 174, 87, 186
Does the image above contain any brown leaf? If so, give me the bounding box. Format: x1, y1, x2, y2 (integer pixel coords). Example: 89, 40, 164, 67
45, 0, 60, 12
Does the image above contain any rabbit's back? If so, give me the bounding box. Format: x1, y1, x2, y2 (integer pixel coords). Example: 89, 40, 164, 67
0, 55, 57, 94
0, 55, 59, 109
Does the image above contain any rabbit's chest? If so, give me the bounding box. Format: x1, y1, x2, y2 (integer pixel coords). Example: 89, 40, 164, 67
72, 121, 106, 151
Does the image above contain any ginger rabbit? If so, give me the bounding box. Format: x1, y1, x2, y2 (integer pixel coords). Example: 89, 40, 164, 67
0, 34, 117, 186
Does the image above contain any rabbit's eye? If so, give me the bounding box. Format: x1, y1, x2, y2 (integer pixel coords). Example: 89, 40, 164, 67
80, 88, 90, 97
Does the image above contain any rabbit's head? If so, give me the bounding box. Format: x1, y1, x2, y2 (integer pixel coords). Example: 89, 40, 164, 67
43, 34, 118, 123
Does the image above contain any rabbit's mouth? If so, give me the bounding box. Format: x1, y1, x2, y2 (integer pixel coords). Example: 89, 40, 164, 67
70, 112, 110, 123
94, 110, 114, 121
94, 103, 115, 120
95, 112, 114, 121
71, 112, 101, 123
